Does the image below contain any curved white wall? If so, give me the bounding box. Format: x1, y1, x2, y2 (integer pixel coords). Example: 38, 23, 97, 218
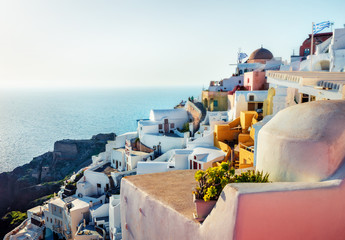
256, 100, 345, 182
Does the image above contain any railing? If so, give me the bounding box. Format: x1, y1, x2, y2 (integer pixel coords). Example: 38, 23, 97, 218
63, 230, 72, 239
4, 221, 43, 240
53, 224, 62, 233
3, 219, 29, 240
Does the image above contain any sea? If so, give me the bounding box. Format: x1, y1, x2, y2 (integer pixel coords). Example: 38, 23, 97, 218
0, 86, 201, 173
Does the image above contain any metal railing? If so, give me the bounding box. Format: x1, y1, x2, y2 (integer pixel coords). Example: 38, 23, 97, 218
3, 219, 29, 240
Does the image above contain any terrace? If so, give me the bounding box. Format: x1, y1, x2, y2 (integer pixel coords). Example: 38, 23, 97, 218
93, 162, 118, 176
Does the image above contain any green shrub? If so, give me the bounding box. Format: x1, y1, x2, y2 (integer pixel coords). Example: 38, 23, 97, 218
3, 211, 27, 225
180, 122, 190, 133
193, 162, 269, 202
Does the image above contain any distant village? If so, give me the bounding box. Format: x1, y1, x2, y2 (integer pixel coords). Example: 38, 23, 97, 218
5, 26, 345, 240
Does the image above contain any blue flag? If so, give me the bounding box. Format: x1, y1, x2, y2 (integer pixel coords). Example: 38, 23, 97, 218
313, 21, 331, 34
238, 52, 248, 61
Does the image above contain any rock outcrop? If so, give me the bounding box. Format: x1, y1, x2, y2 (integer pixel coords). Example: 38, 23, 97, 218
0, 133, 116, 217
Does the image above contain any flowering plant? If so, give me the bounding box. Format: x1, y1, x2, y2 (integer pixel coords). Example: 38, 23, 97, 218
193, 162, 269, 202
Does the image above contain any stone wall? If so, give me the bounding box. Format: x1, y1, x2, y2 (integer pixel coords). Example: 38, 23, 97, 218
53, 142, 78, 161
185, 101, 205, 134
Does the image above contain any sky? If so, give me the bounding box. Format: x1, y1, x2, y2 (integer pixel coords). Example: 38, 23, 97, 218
0, 0, 344, 89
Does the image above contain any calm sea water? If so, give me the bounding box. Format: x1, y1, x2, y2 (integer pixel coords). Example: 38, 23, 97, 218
0, 87, 201, 173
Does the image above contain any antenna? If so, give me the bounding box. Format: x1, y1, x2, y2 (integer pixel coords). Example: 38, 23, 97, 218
238, 47, 241, 64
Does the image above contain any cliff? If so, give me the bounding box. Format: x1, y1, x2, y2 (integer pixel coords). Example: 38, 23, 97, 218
0, 133, 115, 219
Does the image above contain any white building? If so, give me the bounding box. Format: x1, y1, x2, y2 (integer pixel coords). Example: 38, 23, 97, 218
208, 75, 244, 92
5, 206, 45, 240
138, 109, 189, 137
228, 90, 268, 119
266, 71, 345, 116
92, 132, 138, 165
124, 139, 154, 171
111, 148, 126, 171
109, 195, 122, 240
197, 111, 228, 136
188, 147, 226, 170
137, 108, 190, 155
137, 149, 194, 175
137, 146, 225, 174
43, 197, 91, 240
76, 162, 117, 198
236, 57, 282, 74
299, 28, 345, 72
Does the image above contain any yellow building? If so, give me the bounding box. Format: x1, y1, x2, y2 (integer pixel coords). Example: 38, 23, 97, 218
214, 111, 258, 169
202, 91, 228, 111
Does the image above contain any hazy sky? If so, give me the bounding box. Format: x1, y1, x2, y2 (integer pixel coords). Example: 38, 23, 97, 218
0, 0, 344, 89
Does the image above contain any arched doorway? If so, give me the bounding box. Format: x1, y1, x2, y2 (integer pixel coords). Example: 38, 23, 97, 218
203, 98, 208, 109
318, 60, 330, 71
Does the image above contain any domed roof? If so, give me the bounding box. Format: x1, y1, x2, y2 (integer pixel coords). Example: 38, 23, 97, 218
248, 47, 273, 60
256, 100, 345, 182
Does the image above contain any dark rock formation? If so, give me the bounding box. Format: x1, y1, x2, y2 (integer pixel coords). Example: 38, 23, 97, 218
0, 133, 116, 218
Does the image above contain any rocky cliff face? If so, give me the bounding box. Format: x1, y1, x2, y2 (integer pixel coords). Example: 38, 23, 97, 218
0, 133, 115, 217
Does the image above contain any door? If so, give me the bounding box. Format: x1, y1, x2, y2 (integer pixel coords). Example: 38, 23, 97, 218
248, 103, 255, 111
164, 119, 169, 133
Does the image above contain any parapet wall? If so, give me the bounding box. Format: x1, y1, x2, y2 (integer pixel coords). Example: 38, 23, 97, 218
120, 170, 345, 240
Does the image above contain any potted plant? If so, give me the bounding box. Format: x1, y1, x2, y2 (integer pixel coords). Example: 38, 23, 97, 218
193, 162, 269, 220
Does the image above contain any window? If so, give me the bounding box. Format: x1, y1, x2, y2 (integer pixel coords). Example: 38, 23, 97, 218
199, 164, 201, 169
193, 161, 197, 169
213, 100, 218, 107
170, 123, 175, 128
190, 160, 192, 169
239, 80, 241, 84
247, 78, 250, 83
304, 48, 310, 56
249, 95, 254, 101
47, 217, 48, 222
258, 103, 263, 109
50, 218, 52, 223
54, 206, 56, 211
158, 124, 163, 130
97, 183, 101, 188
59, 208, 62, 213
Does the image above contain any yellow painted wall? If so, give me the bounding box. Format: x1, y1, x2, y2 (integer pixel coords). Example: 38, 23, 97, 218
240, 111, 258, 132
202, 91, 228, 111
239, 146, 254, 168
214, 117, 241, 142
263, 87, 275, 116
214, 111, 258, 169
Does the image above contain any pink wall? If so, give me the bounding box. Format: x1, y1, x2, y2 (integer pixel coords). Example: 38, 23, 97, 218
121, 175, 345, 240
121, 179, 202, 240
244, 71, 267, 91
235, 181, 345, 240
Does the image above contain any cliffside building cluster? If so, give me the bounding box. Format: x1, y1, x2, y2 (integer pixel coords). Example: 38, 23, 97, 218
5, 26, 345, 240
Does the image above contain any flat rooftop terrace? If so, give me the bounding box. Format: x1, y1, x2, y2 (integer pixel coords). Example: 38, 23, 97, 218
123, 168, 256, 223
124, 170, 198, 221
93, 162, 118, 176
